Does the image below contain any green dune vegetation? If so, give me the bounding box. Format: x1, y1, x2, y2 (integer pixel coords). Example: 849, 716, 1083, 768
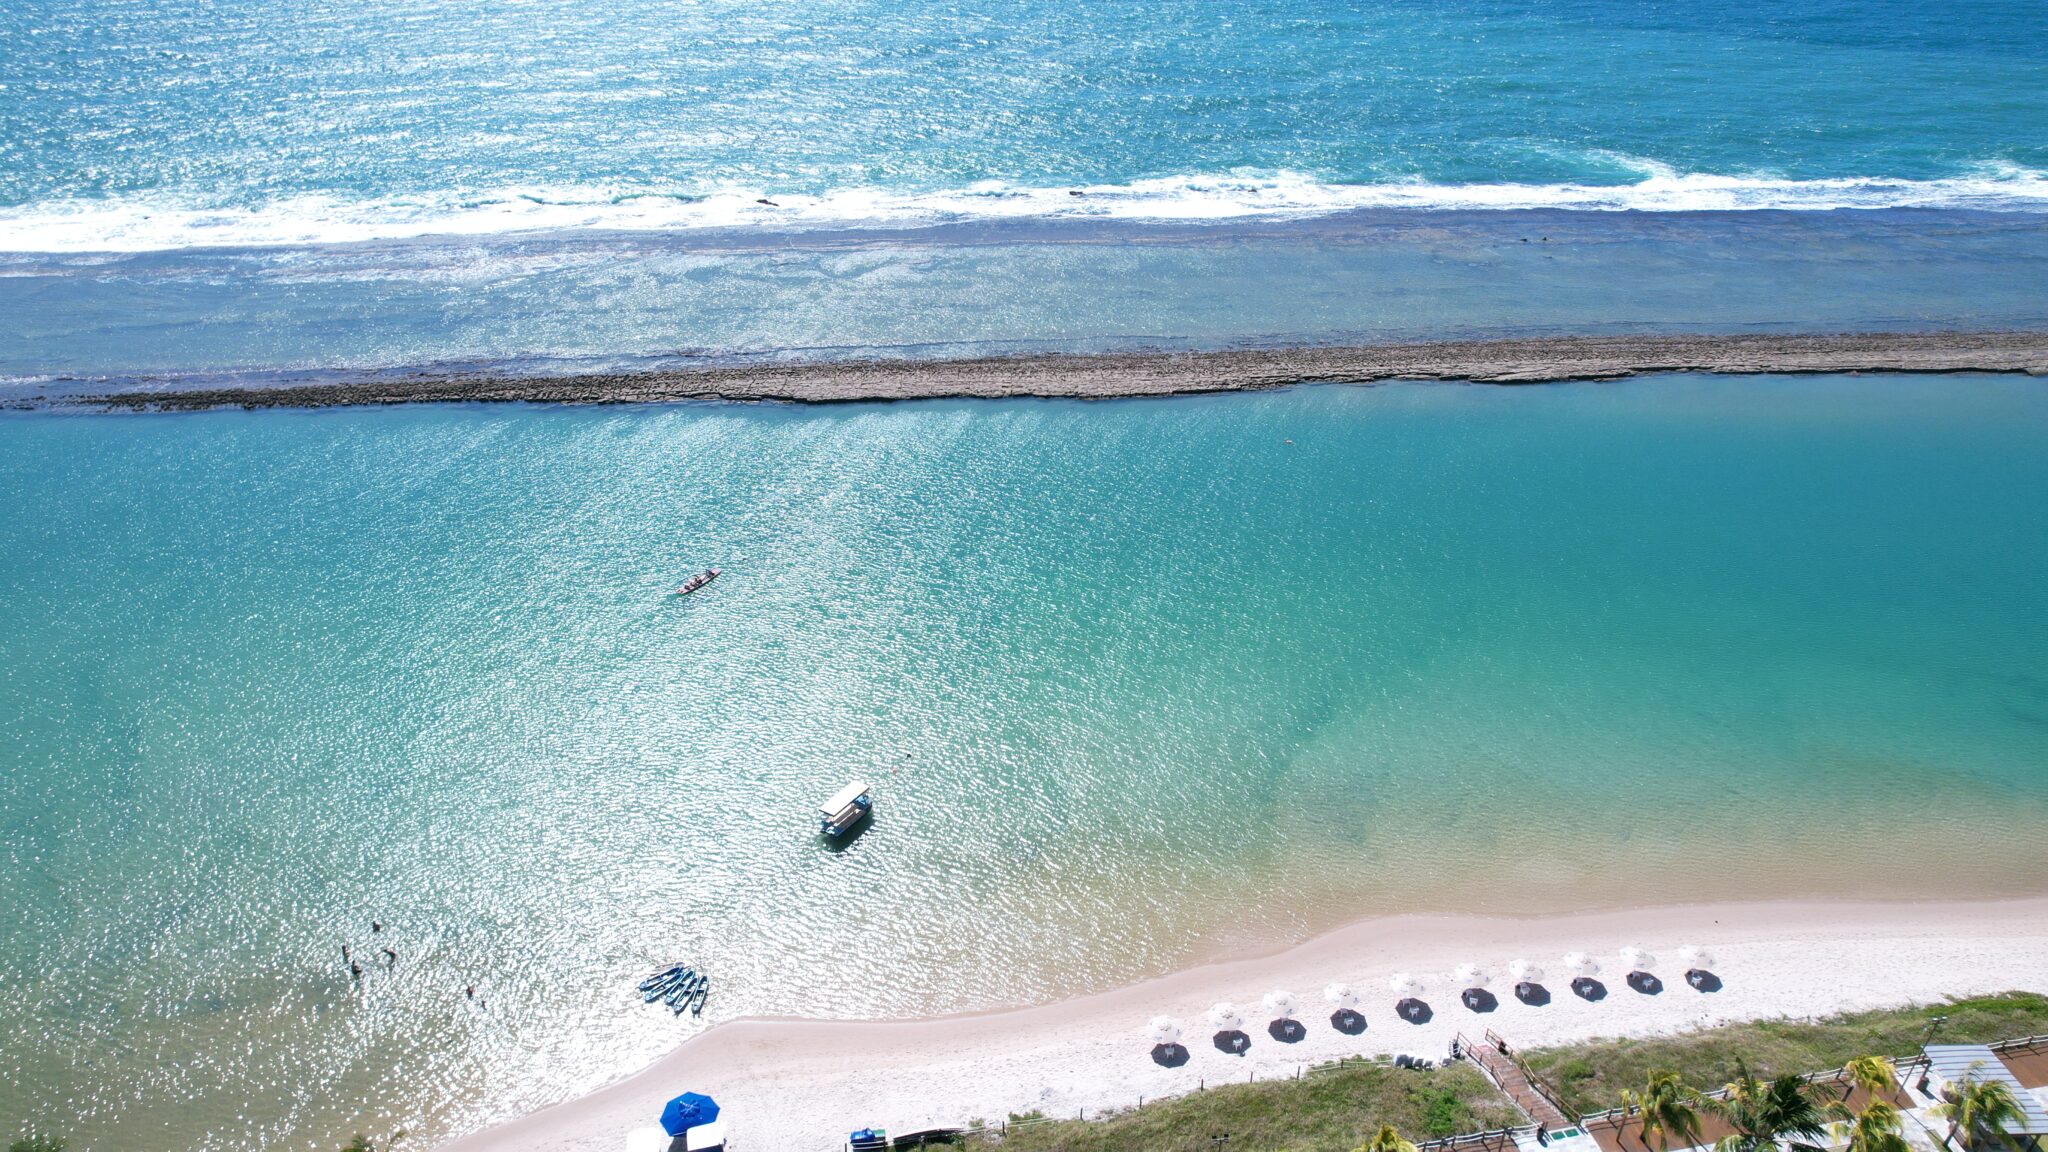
1520, 992, 2048, 1117
981, 1058, 1519, 1152
964, 993, 2048, 1152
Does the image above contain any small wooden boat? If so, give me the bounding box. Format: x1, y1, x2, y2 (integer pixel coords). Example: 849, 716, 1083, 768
674, 568, 720, 596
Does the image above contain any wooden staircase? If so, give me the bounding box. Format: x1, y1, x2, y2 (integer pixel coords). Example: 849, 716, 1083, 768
1460, 1031, 1571, 1129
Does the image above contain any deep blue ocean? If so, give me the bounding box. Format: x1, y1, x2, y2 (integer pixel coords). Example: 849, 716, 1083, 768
3, 0, 2047, 384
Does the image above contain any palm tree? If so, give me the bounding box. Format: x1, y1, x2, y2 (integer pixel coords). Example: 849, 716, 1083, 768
1356, 1124, 1421, 1152
1629, 1071, 1705, 1152
1933, 1073, 2024, 1152
1710, 1059, 1829, 1152
1839, 1056, 1897, 1104
1828, 1099, 1912, 1152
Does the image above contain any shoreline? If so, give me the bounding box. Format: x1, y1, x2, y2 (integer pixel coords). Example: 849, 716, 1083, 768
442, 896, 2048, 1152
67, 330, 2048, 411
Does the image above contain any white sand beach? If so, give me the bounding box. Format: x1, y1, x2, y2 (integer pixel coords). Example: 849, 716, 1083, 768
443, 897, 2048, 1152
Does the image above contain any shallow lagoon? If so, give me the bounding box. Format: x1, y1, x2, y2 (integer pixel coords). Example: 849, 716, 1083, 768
4, 375, 2048, 1147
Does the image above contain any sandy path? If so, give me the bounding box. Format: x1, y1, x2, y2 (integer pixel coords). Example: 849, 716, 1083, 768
442, 897, 2048, 1152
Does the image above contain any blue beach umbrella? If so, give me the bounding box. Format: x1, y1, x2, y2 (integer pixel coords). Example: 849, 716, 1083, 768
660, 1092, 721, 1136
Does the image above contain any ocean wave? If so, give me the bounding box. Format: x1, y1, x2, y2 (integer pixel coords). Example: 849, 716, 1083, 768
3, 165, 2047, 253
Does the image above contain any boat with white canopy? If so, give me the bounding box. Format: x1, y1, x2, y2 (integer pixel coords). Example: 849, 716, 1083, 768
819, 780, 873, 838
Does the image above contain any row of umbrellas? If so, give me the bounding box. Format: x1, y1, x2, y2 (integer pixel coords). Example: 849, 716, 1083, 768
1145, 945, 1718, 1044
1398, 943, 1714, 991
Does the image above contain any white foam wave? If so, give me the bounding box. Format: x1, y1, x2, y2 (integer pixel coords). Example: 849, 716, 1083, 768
3, 166, 2046, 253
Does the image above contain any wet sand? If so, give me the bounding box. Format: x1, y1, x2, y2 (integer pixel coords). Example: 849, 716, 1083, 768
78, 330, 2048, 410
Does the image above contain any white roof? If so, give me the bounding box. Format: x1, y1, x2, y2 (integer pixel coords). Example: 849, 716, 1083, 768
820, 780, 871, 817
1923, 1045, 2048, 1135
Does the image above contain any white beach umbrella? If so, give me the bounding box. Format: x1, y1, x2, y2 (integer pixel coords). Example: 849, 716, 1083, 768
1679, 945, 1715, 969
1263, 990, 1300, 1019
1452, 963, 1491, 989
1620, 945, 1656, 972
1147, 1015, 1183, 1045
1563, 951, 1601, 977
1508, 959, 1544, 982
1325, 982, 1360, 1010
626, 1127, 671, 1152
1207, 1002, 1245, 1030
1388, 971, 1424, 995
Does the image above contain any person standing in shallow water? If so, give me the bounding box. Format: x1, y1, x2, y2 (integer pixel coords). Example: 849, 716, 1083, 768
381, 947, 397, 967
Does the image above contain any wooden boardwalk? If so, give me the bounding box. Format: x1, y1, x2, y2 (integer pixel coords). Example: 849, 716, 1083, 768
1462, 1032, 1571, 1129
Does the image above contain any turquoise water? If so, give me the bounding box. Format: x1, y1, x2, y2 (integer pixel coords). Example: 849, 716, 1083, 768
7, 209, 2048, 388
3, 0, 2048, 380
6, 376, 2048, 1148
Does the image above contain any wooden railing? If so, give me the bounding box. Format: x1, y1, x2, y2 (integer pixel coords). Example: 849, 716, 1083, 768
1418, 1125, 1538, 1152
1461, 1030, 1577, 1127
